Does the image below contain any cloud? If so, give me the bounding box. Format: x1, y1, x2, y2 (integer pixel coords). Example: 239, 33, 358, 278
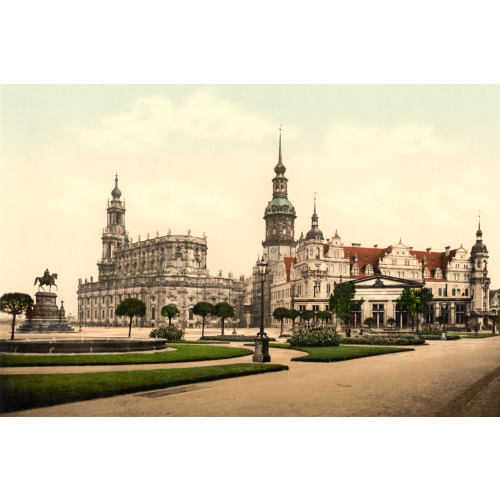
75, 89, 301, 155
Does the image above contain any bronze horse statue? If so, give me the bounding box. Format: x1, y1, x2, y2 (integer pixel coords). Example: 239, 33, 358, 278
34, 270, 58, 292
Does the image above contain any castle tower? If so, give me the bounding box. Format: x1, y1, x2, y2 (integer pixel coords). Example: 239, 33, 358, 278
470, 218, 490, 315
97, 175, 128, 280
305, 194, 324, 242
262, 130, 297, 262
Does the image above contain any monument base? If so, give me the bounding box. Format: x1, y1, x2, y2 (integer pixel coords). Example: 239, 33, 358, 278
17, 292, 75, 333
253, 336, 271, 363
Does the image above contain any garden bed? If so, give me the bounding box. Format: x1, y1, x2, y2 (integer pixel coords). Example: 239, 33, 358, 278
201, 335, 276, 342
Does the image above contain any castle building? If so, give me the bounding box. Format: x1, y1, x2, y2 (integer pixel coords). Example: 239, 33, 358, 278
77, 176, 245, 328
258, 138, 492, 331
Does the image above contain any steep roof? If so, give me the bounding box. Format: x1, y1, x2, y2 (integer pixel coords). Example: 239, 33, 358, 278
410, 249, 458, 281
343, 246, 392, 278
283, 257, 297, 282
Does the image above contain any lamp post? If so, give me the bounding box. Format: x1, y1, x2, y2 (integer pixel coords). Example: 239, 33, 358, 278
253, 255, 271, 363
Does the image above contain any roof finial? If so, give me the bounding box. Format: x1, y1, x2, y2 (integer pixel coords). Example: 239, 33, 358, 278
314, 192, 317, 214
479, 210, 481, 230
278, 125, 282, 163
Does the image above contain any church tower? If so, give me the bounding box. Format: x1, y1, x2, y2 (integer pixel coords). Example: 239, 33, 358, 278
262, 130, 297, 262
470, 218, 490, 315
97, 175, 129, 280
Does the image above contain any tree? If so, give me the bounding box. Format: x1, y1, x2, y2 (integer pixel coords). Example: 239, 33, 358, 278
193, 302, 213, 338
161, 304, 180, 326
115, 298, 146, 337
213, 302, 235, 336
300, 310, 315, 325
0, 293, 33, 340
363, 317, 374, 330
273, 307, 290, 336
288, 309, 301, 331
488, 315, 500, 334
316, 310, 332, 325
387, 317, 395, 330
396, 286, 433, 334
329, 282, 364, 328
396, 287, 418, 331
414, 288, 433, 334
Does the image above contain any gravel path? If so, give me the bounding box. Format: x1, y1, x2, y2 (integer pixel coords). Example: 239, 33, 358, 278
3, 337, 499, 417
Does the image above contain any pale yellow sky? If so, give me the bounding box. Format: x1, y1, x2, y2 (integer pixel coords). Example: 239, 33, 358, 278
1, 85, 499, 316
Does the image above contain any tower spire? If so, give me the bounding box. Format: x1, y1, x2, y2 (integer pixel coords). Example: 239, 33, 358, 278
278, 125, 282, 164
314, 192, 317, 214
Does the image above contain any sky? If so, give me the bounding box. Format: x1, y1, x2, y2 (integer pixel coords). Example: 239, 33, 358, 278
1, 84, 499, 316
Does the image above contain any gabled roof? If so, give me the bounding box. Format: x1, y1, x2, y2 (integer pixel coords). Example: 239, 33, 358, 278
409, 249, 458, 281
343, 246, 393, 278
283, 257, 297, 282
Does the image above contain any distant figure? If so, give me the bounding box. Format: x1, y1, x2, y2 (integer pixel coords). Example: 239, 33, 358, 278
359, 327, 363, 336
345, 327, 351, 338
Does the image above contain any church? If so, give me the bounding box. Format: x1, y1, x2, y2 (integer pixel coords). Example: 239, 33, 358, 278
77, 176, 245, 328
254, 133, 492, 331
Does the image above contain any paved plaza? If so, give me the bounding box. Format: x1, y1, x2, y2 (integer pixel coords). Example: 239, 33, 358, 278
1, 324, 499, 417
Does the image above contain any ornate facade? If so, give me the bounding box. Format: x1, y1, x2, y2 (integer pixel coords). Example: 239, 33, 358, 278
257, 138, 493, 331
77, 176, 245, 328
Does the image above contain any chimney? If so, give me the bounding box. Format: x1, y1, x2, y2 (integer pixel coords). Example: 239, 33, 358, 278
374, 244, 378, 248
352, 243, 361, 247
445, 246, 450, 256
426, 248, 431, 253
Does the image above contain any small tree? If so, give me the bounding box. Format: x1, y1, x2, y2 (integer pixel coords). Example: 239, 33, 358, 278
288, 309, 301, 331
316, 310, 332, 325
363, 317, 374, 330
213, 302, 235, 336
161, 304, 180, 326
397, 287, 418, 331
414, 288, 433, 334
273, 307, 290, 336
300, 310, 315, 325
387, 317, 395, 330
329, 282, 364, 328
0, 292, 33, 340
115, 298, 146, 337
193, 302, 213, 338
488, 315, 500, 334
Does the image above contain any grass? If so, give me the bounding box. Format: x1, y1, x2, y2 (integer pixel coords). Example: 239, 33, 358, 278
172, 340, 230, 344
0, 363, 288, 414
455, 333, 497, 338
247, 343, 413, 362
0, 344, 253, 367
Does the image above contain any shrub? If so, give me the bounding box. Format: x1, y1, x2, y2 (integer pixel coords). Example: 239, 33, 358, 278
150, 325, 184, 341
420, 325, 443, 336
289, 326, 340, 347
340, 336, 425, 346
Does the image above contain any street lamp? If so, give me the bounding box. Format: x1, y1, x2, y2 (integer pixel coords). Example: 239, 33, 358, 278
253, 255, 271, 363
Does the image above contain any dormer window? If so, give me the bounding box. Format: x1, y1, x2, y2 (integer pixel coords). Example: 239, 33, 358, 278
435, 268, 442, 279
424, 268, 430, 278
352, 264, 359, 275
366, 264, 373, 276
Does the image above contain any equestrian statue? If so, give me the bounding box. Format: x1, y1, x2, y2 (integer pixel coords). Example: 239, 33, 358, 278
34, 268, 58, 292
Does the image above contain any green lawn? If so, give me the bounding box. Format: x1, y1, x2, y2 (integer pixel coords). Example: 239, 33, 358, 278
455, 333, 497, 338
0, 363, 288, 414
264, 343, 413, 362
0, 344, 252, 367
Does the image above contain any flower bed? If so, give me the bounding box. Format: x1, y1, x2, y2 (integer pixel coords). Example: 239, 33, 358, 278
202, 335, 277, 342
150, 326, 184, 341
421, 335, 460, 341
340, 336, 426, 346
289, 326, 340, 347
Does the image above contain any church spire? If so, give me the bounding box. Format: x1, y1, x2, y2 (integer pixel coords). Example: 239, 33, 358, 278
274, 127, 286, 176
278, 126, 282, 164
111, 173, 122, 199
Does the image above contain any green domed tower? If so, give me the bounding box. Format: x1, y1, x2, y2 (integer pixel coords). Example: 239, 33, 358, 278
263, 130, 297, 262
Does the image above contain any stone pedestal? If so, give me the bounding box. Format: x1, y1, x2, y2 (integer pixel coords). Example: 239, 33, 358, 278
253, 336, 271, 363
18, 292, 75, 333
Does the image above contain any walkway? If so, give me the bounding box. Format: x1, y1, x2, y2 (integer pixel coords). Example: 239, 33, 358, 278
3, 336, 499, 417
